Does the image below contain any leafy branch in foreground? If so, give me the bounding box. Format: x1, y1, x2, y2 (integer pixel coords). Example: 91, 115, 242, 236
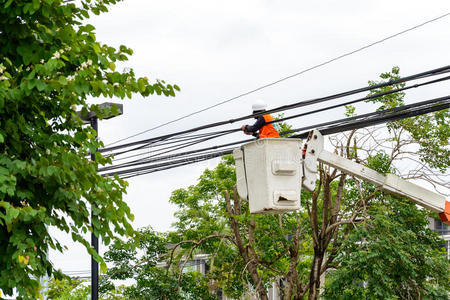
0, 0, 178, 298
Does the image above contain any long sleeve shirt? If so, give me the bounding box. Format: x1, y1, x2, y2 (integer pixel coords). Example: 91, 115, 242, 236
245, 116, 265, 133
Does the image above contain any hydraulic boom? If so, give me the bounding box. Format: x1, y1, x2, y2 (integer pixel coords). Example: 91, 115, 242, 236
302, 130, 450, 225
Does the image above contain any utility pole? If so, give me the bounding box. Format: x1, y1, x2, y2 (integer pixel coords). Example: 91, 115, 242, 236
90, 116, 99, 300
79, 103, 123, 300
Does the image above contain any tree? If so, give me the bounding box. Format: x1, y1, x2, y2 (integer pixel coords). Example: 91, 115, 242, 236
323, 194, 450, 299
43, 277, 90, 300
366, 66, 449, 173
166, 67, 449, 299
102, 227, 216, 300
0, 0, 178, 298
102, 140, 448, 299
321, 66, 450, 299
169, 150, 448, 299
43, 276, 126, 300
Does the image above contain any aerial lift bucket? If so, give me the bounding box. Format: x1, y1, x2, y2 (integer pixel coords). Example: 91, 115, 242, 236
233, 138, 302, 214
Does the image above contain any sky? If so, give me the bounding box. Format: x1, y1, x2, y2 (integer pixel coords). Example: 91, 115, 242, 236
50, 0, 450, 277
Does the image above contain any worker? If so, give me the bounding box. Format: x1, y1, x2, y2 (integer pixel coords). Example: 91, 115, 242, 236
241, 100, 280, 139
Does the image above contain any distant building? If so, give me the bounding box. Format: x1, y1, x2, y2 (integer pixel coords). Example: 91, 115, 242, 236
428, 217, 450, 259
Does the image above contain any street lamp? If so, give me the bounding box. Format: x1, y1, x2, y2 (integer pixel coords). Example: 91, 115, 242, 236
79, 102, 123, 300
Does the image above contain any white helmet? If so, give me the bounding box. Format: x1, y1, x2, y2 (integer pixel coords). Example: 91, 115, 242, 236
252, 99, 267, 111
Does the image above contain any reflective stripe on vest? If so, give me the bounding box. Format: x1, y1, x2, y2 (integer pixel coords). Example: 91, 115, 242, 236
260, 114, 280, 138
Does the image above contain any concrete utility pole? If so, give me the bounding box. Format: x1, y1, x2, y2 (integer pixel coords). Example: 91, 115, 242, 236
90, 115, 99, 300
79, 102, 123, 300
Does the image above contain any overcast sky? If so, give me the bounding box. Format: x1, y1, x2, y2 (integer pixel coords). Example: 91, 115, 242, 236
50, 0, 450, 276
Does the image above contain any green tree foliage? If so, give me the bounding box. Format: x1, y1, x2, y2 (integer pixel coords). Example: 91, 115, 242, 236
43, 278, 90, 300
274, 113, 295, 137
43, 277, 125, 300
167, 155, 449, 299
366, 66, 406, 110
169, 156, 314, 299
323, 163, 449, 299
102, 227, 216, 300
366, 66, 449, 172
0, 0, 178, 298
322, 67, 450, 299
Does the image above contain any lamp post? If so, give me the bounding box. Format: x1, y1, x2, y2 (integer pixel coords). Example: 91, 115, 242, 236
79, 102, 123, 300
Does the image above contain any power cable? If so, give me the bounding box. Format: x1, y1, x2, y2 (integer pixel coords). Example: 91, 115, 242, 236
117, 131, 229, 159
101, 72, 450, 175
107, 96, 450, 179
119, 152, 231, 179
104, 72, 450, 165
101, 65, 450, 154
269, 74, 450, 127
289, 96, 450, 138
109, 129, 239, 158
101, 132, 234, 171
108, 130, 238, 162
105, 12, 450, 147
100, 139, 249, 173
110, 149, 234, 178
106, 95, 450, 177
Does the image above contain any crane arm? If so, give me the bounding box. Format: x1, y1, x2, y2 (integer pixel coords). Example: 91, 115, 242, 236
302, 130, 450, 225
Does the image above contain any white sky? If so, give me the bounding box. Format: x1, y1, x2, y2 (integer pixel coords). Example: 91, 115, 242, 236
50, 0, 450, 277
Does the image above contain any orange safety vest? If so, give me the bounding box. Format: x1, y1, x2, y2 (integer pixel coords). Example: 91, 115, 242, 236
259, 114, 280, 138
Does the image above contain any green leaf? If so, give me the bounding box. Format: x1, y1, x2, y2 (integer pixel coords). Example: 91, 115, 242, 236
93, 43, 101, 54
32, 0, 40, 10
100, 261, 107, 273
5, 205, 19, 223
58, 76, 67, 86
4, 0, 13, 8
137, 78, 146, 93
84, 24, 95, 32
0, 166, 9, 176
36, 80, 46, 91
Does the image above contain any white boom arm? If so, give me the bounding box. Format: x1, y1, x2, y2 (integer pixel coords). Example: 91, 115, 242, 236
302, 130, 450, 225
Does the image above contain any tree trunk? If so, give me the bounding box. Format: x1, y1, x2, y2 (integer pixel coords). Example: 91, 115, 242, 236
225, 189, 269, 300
247, 262, 269, 300
308, 250, 324, 300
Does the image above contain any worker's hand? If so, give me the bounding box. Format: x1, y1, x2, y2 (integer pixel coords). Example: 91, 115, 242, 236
241, 125, 252, 135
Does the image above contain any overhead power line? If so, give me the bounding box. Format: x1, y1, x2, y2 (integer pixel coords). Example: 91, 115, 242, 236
266, 74, 450, 128
101, 132, 236, 171
100, 65, 450, 155
97, 71, 450, 182
105, 12, 450, 147
99, 72, 450, 179
102, 96, 450, 179
98, 66, 450, 178
289, 96, 450, 138
107, 129, 238, 158
103, 72, 450, 167
101, 65, 450, 154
